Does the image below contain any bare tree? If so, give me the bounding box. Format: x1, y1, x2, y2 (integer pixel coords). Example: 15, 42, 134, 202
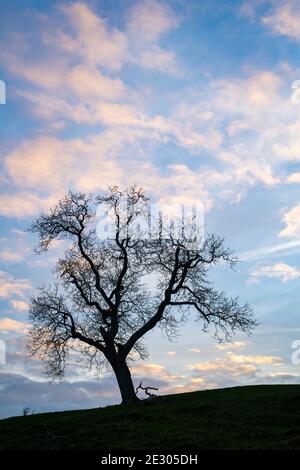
28, 187, 256, 404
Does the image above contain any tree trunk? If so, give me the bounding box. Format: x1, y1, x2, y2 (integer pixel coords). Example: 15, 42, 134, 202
112, 359, 139, 404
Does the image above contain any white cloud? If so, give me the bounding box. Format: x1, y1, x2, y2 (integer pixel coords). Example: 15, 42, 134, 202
279, 203, 300, 238
216, 341, 247, 351
166, 351, 176, 357
262, 2, 300, 40
188, 352, 283, 378
60, 2, 129, 71
287, 172, 300, 184
227, 353, 283, 365
127, 0, 179, 42
240, 239, 300, 261
0, 250, 24, 263
4, 57, 127, 104
11, 300, 29, 312
127, 0, 180, 75
0, 271, 31, 299
188, 359, 258, 376
0, 192, 59, 218
0, 318, 29, 333
68, 65, 126, 100
2, 2, 300, 222
1, 0, 180, 98
5, 136, 79, 192
248, 262, 300, 283
131, 362, 183, 381
2, 129, 163, 207
0, 64, 293, 222
188, 348, 201, 354
239, 0, 266, 18
134, 46, 178, 75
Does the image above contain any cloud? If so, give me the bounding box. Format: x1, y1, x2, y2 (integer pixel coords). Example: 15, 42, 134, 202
131, 363, 166, 375
264, 372, 300, 382
262, 2, 300, 40
11, 300, 29, 312
2, 130, 163, 216
0, 193, 57, 218
161, 378, 207, 395
0, 271, 31, 299
279, 203, 300, 238
134, 46, 178, 75
216, 341, 247, 350
0, 231, 31, 265
188, 359, 258, 376
2, 4, 293, 216
287, 172, 300, 184
188, 348, 201, 354
186, 350, 285, 390
0, 372, 119, 419
60, 2, 129, 71
2, 1, 300, 223
131, 362, 183, 381
1, 0, 179, 101
4, 54, 127, 103
239, 0, 266, 18
0, 250, 24, 262
126, 0, 180, 75
127, 0, 179, 42
0, 318, 29, 333
1, 132, 126, 212
68, 65, 126, 100
132, 350, 283, 394
162, 70, 285, 192
188, 350, 284, 381
248, 262, 300, 283
5, 136, 80, 192
2, 125, 214, 219
240, 239, 300, 261
227, 353, 283, 365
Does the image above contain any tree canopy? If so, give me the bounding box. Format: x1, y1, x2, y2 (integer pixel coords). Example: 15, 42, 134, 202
28, 187, 256, 403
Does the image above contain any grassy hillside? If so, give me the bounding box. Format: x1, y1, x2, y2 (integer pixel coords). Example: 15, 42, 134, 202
1, 385, 300, 450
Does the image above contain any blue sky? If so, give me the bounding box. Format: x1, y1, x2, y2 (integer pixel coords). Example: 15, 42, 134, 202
1, 0, 300, 419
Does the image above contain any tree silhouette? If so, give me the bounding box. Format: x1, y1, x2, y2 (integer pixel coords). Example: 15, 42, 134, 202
28, 187, 256, 404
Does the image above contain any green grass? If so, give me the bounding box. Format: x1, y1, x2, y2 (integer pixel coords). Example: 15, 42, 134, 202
1, 385, 300, 450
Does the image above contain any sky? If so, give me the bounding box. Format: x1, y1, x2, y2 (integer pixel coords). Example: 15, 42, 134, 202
1, 0, 300, 419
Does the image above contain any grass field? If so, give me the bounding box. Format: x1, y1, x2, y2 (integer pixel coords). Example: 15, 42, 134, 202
1, 385, 300, 450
